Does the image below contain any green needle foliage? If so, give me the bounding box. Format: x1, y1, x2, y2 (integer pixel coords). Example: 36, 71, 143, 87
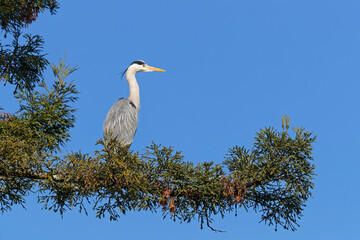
0, 57, 77, 211
1, 31, 49, 92
0, 0, 317, 232
0, 61, 316, 230
0, 0, 58, 92
15, 57, 79, 152
0, 0, 59, 34
224, 120, 316, 231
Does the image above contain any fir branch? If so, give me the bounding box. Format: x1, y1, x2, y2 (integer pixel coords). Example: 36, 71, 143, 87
0, 125, 316, 232
0, 31, 49, 92
0, 0, 59, 35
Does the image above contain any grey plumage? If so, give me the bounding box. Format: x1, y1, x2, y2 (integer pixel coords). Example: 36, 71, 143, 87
103, 60, 164, 146
103, 98, 138, 146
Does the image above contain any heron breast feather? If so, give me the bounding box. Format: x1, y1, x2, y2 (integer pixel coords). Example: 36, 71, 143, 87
103, 99, 138, 144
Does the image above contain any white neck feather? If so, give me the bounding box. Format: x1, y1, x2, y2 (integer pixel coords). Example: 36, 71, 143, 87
126, 68, 140, 110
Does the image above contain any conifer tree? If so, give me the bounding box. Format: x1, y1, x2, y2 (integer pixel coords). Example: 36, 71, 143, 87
0, 0, 316, 232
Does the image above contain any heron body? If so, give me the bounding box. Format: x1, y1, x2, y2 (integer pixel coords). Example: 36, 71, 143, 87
103, 98, 138, 145
103, 60, 165, 146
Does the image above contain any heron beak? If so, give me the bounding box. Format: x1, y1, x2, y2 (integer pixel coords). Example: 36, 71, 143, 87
146, 66, 166, 72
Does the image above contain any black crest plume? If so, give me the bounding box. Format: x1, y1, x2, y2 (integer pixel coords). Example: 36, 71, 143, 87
121, 60, 146, 79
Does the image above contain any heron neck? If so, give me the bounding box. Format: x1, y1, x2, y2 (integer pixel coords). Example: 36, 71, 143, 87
126, 70, 140, 110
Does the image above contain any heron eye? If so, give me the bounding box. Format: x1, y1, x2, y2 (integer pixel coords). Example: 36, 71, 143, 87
142, 64, 146, 67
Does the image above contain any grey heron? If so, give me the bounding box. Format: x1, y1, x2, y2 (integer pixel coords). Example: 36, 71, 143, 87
103, 60, 165, 146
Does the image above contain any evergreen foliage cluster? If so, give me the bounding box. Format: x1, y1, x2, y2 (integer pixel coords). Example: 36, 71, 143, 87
0, 0, 57, 92
0, 0, 316, 232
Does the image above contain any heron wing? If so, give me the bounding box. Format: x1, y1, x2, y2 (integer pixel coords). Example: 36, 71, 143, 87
103, 98, 138, 145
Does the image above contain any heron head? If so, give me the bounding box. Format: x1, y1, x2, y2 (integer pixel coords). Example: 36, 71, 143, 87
122, 60, 165, 78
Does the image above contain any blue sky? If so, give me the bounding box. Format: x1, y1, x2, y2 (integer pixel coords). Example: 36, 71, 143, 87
1, 0, 360, 239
